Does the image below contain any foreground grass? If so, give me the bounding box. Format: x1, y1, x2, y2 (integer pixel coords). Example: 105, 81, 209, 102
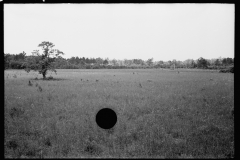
4, 69, 234, 158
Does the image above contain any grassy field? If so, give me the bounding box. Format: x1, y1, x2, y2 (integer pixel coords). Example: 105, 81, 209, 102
4, 68, 234, 158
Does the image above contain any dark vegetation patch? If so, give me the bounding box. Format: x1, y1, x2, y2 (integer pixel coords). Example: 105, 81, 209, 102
219, 66, 234, 73
6, 139, 18, 150
9, 107, 25, 118
84, 143, 103, 156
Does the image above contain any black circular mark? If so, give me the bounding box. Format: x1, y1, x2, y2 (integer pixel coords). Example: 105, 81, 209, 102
96, 108, 117, 130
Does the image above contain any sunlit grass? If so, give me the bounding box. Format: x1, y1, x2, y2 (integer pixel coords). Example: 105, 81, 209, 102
4, 69, 234, 158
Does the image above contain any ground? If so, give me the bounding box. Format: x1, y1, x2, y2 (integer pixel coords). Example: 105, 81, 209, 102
4, 68, 234, 158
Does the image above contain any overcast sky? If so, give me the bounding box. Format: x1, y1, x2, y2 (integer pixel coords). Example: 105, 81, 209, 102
4, 3, 234, 61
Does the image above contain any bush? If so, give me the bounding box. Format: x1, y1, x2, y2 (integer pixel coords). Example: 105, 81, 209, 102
92, 65, 100, 69
9, 61, 25, 69
86, 65, 91, 69
207, 66, 218, 70
64, 64, 79, 69
219, 66, 234, 73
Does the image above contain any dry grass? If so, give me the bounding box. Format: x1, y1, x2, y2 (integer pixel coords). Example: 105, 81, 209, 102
4, 69, 234, 158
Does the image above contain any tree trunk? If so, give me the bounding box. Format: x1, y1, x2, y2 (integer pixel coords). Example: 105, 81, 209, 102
42, 71, 46, 79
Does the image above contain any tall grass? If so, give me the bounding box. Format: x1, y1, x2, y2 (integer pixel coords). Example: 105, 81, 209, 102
4, 69, 234, 158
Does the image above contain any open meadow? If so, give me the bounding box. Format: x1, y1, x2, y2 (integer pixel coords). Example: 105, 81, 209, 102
4, 69, 234, 158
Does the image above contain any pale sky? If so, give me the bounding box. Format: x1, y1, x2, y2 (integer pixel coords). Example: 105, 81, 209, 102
4, 3, 234, 61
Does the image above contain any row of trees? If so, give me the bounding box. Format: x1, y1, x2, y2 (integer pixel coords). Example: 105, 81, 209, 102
4, 51, 27, 69
5, 52, 234, 70
4, 41, 234, 78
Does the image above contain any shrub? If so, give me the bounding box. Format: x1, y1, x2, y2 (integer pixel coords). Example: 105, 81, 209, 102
219, 66, 234, 73
92, 65, 100, 69
86, 65, 91, 69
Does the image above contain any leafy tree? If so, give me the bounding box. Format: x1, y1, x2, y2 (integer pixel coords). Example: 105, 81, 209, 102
214, 59, 221, 66
14, 51, 26, 61
54, 56, 67, 69
154, 61, 163, 68
24, 41, 64, 79
158, 61, 164, 65
132, 59, 144, 66
89, 58, 96, 64
197, 57, 209, 69
79, 60, 86, 66
75, 57, 80, 65
111, 59, 118, 66
146, 58, 154, 66
222, 57, 233, 66
103, 59, 109, 65
95, 57, 104, 65
82, 57, 86, 62
117, 60, 124, 66
4, 52, 27, 69
69, 57, 77, 65
86, 58, 90, 64
171, 59, 177, 69
191, 60, 197, 68
123, 59, 133, 66
4, 53, 13, 69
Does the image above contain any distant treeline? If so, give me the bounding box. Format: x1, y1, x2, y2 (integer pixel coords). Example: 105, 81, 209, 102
4, 52, 234, 70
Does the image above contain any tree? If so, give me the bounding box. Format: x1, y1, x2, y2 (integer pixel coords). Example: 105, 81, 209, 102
82, 57, 86, 63
123, 59, 133, 66
117, 60, 124, 66
75, 56, 80, 65
95, 57, 104, 65
14, 51, 26, 61
214, 59, 221, 67
146, 58, 154, 66
172, 59, 176, 69
24, 41, 64, 79
222, 57, 233, 66
4, 53, 14, 69
89, 58, 96, 64
86, 58, 90, 64
53, 56, 67, 69
103, 59, 109, 65
111, 59, 118, 66
197, 57, 208, 69
155, 61, 164, 68
132, 59, 144, 66
69, 57, 76, 64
